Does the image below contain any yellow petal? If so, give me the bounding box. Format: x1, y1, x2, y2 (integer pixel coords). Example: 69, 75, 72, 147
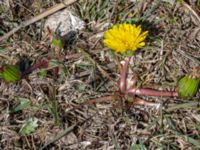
103, 23, 148, 54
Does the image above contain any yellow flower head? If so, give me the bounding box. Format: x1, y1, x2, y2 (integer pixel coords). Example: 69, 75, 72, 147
103, 23, 148, 54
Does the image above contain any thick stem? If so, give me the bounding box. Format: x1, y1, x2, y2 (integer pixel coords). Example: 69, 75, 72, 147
119, 57, 131, 93
126, 88, 178, 97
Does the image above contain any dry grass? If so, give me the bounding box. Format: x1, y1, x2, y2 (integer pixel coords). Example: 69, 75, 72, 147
0, 0, 200, 149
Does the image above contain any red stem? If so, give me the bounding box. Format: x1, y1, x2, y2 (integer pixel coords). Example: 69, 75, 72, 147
0, 66, 4, 72
21, 59, 49, 77
126, 88, 178, 97
119, 57, 131, 93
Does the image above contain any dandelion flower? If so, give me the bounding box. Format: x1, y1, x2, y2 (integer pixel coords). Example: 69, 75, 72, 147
103, 23, 148, 54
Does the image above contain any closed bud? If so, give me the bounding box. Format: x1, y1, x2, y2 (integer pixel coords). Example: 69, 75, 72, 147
178, 75, 199, 99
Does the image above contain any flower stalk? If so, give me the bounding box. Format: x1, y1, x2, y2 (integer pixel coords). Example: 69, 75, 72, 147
119, 56, 179, 97
119, 57, 131, 92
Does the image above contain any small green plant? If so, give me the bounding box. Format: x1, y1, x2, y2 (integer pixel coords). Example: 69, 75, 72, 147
0, 29, 66, 82
0, 59, 49, 82
19, 118, 38, 136
9, 97, 31, 113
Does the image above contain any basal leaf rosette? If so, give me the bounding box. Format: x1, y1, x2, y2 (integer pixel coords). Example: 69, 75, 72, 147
103, 23, 148, 56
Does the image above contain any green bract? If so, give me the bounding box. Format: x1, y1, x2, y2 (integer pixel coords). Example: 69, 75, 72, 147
52, 34, 64, 48
178, 75, 200, 99
2, 65, 21, 82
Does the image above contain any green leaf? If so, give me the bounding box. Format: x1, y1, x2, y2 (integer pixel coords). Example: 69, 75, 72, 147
128, 143, 147, 150
178, 75, 200, 99
166, 116, 177, 131
9, 97, 31, 113
2, 64, 21, 82
49, 59, 59, 68
38, 69, 48, 77
52, 34, 64, 48
184, 135, 200, 148
19, 118, 38, 136
196, 124, 200, 131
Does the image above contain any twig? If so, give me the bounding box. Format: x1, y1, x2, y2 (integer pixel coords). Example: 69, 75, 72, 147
0, 0, 77, 42
167, 101, 200, 112
0, 53, 11, 60
39, 123, 76, 150
177, 48, 200, 65
64, 48, 108, 60
182, 2, 200, 25
132, 98, 160, 107
39, 116, 93, 150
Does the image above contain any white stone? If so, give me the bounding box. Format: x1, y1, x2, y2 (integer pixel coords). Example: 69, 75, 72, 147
44, 8, 85, 36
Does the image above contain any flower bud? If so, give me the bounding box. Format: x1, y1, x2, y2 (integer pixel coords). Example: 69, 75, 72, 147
178, 75, 199, 99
